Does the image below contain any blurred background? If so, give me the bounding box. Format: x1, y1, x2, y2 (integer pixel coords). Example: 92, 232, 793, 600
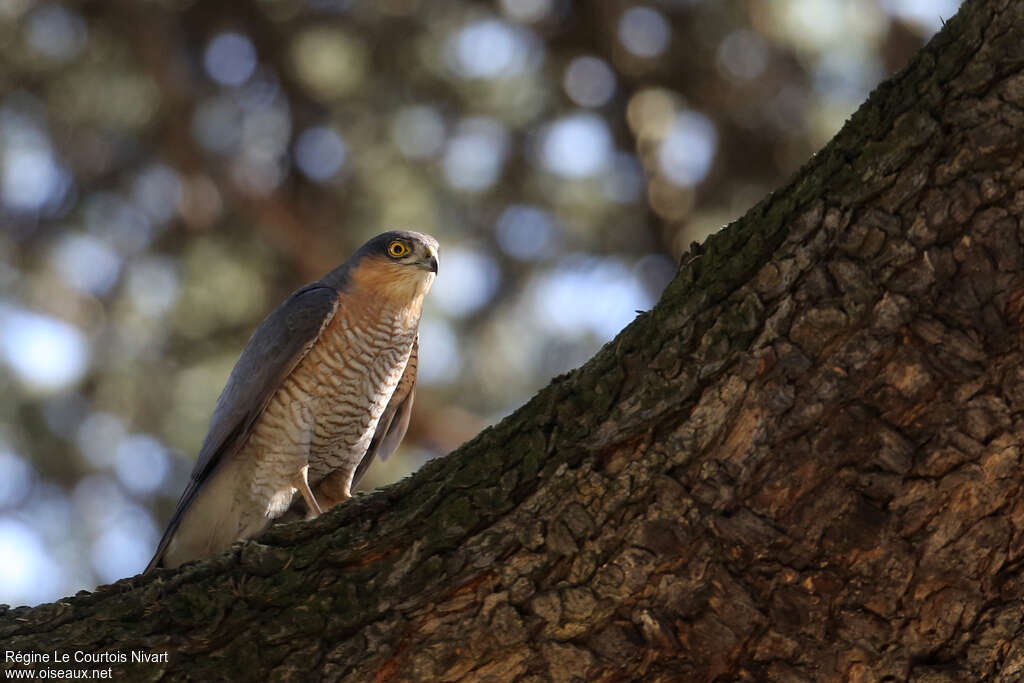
0, 0, 958, 606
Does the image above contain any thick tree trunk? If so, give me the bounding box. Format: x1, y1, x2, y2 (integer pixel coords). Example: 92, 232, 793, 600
5, 0, 1024, 680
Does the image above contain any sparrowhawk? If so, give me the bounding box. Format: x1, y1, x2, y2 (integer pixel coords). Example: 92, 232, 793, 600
145, 231, 438, 572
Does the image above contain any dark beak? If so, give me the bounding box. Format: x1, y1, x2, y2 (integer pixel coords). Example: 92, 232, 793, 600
427, 254, 438, 273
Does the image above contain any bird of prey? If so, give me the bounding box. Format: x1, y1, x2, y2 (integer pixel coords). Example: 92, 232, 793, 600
145, 231, 438, 572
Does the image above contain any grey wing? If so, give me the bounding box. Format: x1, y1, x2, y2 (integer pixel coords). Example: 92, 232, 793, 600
145, 284, 340, 573
351, 336, 417, 488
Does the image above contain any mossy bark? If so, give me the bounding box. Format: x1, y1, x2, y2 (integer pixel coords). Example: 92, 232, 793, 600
5, 0, 1024, 680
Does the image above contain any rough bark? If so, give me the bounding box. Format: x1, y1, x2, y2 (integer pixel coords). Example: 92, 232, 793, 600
5, 0, 1024, 680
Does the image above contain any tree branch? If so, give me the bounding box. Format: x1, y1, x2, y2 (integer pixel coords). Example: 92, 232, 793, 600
4, 0, 1024, 680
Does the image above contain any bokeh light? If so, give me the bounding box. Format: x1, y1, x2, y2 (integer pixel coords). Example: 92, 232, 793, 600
0, 518, 62, 606
50, 234, 122, 296
501, 0, 552, 24
1, 109, 68, 214
618, 7, 671, 58
496, 205, 559, 261
25, 4, 87, 62
564, 56, 617, 108
76, 412, 125, 469
133, 164, 184, 226
883, 0, 962, 32
447, 19, 537, 79
392, 106, 446, 159
0, 448, 34, 508
125, 257, 181, 317
530, 255, 654, 340
418, 316, 460, 385
431, 246, 501, 317
541, 112, 613, 178
294, 126, 347, 181
114, 434, 170, 496
204, 33, 258, 87
658, 111, 717, 187
443, 117, 509, 191
717, 30, 768, 81
0, 307, 90, 394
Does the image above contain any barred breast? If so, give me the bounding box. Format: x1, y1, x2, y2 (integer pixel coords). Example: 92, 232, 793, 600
229, 294, 417, 536
302, 298, 417, 487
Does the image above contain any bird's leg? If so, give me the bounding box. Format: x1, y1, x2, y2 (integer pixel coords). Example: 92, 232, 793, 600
312, 469, 352, 510
286, 401, 323, 521
292, 464, 323, 520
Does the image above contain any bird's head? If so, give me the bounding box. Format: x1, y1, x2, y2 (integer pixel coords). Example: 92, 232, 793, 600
348, 230, 439, 309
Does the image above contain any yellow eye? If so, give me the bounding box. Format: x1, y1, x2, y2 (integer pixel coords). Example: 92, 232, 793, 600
388, 241, 409, 258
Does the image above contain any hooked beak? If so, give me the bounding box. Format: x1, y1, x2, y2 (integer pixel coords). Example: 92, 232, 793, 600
425, 253, 438, 274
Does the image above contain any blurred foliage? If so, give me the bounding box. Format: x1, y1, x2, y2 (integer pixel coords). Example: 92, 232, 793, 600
0, 0, 956, 605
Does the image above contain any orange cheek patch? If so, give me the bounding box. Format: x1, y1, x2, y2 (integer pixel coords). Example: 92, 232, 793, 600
349, 256, 433, 309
